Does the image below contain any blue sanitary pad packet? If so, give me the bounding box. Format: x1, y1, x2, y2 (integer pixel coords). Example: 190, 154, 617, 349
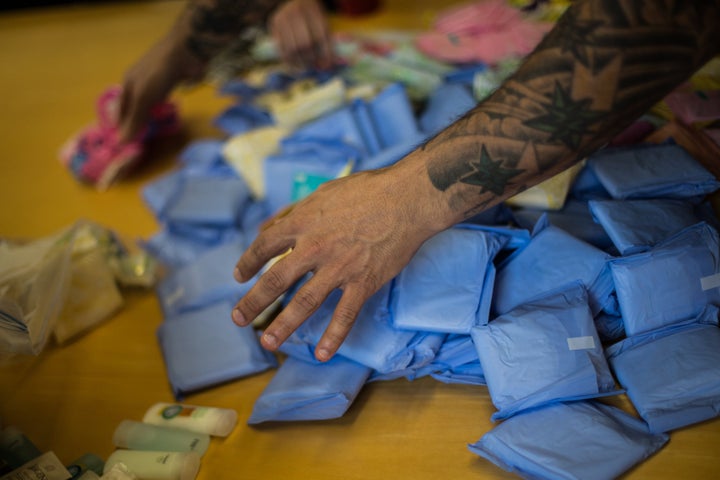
143, 228, 244, 269
606, 305, 720, 433
587, 143, 720, 200
589, 198, 701, 255
593, 311, 626, 344
512, 200, 615, 252
349, 98, 382, 156
263, 140, 356, 215
419, 83, 476, 136
289, 105, 370, 156
609, 222, 720, 336
418, 334, 486, 386
493, 223, 614, 316
569, 164, 611, 201
367, 83, 421, 149
179, 139, 225, 168
468, 401, 669, 480
247, 354, 371, 424
156, 240, 252, 316
472, 282, 618, 421
367, 331, 446, 382
157, 302, 278, 399
287, 283, 425, 374
353, 132, 426, 171
391, 225, 506, 333
214, 103, 273, 135
164, 176, 251, 227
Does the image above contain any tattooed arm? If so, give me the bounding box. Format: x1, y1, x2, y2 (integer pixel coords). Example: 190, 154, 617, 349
119, 0, 285, 140
232, 0, 720, 361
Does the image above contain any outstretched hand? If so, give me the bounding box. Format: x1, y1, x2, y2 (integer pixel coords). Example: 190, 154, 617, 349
118, 35, 204, 142
232, 161, 447, 361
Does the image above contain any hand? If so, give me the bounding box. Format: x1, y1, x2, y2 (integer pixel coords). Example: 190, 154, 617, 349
118, 35, 204, 141
269, 0, 334, 70
232, 162, 446, 361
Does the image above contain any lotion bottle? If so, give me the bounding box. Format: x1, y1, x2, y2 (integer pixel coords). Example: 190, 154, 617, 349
142, 403, 237, 437
112, 420, 209, 455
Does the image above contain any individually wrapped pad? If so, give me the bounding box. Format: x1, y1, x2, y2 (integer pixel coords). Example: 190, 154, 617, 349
606, 306, 720, 433
472, 282, 617, 420
419, 83, 475, 135
367, 331, 446, 382
179, 139, 225, 167
493, 224, 614, 316
354, 132, 425, 171
367, 83, 421, 148
247, 354, 371, 424
157, 302, 277, 398
587, 143, 720, 199
156, 241, 250, 316
143, 228, 243, 269
263, 141, 354, 215
214, 103, 272, 135
588, 198, 700, 255
512, 200, 615, 252
418, 334, 486, 386
287, 284, 421, 373
609, 222, 720, 336
391, 226, 505, 333
468, 401, 669, 480
288, 105, 369, 155
164, 176, 251, 227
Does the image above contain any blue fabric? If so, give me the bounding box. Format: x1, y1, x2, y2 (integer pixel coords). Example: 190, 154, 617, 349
263, 140, 355, 215
289, 105, 370, 156
156, 240, 252, 316
587, 143, 720, 200
367, 331, 446, 382
214, 103, 273, 135
349, 98, 382, 156
247, 354, 371, 424
164, 176, 251, 227
391, 226, 506, 333
493, 223, 614, 316
468, 401, 669, 480
593, 311, 626, 344
157, 302, 277, 399
609, 222, 720, 336
179, 139, 225, 167
569, 164, 611, 201
588, 198, 700, 255
367, 83, 421, 148
606, 305, 720, 433
512, 200, 615, 252
353, 133, 425, 171
419, 83, 476, 135
419, 334, 486, 386
142, 228, 243, 269
472, 282, 618, 421
142, 169, 185, 219
287, 284, 426, 373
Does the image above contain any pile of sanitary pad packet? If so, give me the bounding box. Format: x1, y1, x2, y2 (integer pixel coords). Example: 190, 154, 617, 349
140, 57, 720, 479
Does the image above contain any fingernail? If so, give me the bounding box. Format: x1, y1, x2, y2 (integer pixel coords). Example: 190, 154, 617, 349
316, 348, 331, 362
233, 267, 243, 282
231, 308, 246, 326
262, 332, 278, 349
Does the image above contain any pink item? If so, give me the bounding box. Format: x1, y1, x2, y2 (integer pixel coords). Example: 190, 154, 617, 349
664, 89, 720, 126
59, 86, 180, 190
415, 0, 552, 65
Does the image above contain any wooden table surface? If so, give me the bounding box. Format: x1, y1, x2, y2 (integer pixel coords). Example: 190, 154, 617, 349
1, 1, 719, 479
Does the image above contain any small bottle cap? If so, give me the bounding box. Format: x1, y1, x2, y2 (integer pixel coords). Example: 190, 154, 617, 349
211, 408, 238, 437
173, 452, 200, 480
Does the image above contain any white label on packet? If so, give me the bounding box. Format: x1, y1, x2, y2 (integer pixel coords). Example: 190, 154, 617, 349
567, 336, 596, 351
700, 273, 720, 291
0, 451, 71, 480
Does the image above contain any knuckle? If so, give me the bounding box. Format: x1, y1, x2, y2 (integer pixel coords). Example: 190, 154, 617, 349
239, 292, 264, 316
292, 288, 321, 314
262, 268, 286, 294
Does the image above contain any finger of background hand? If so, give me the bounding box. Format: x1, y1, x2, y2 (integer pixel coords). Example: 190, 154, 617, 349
232, 249, 308, 327
303, 7, 333, 68
314, 286, 366, 362
257, 274, 335, 351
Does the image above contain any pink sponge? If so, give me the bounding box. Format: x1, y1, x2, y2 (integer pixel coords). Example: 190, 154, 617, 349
60, 86, 181, 190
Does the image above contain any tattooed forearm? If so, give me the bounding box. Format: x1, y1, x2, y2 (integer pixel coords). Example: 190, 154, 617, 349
181, 0, 284, 62
424, 0, 720, 217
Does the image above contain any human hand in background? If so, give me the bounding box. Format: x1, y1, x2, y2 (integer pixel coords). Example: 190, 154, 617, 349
269, 0, 334, 70
118, 34, 205, 141
232, 161, 449, 362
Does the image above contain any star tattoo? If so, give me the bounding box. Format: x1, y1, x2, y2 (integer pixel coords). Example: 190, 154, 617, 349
459, 145, 524, 195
